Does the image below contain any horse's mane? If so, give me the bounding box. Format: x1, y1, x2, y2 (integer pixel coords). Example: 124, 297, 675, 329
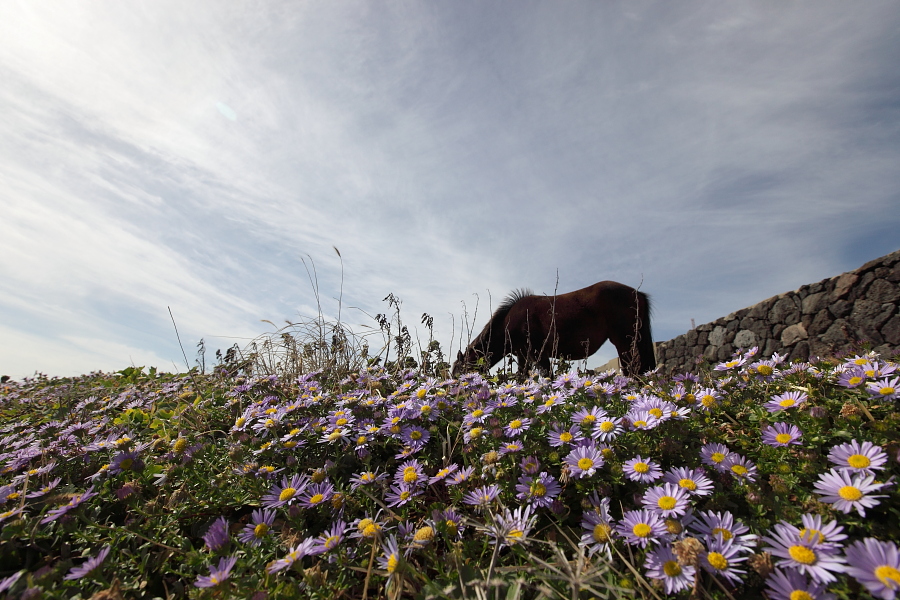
472, 288, 534, 343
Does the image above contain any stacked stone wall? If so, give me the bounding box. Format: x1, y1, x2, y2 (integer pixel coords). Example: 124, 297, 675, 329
656, 249, 900, 373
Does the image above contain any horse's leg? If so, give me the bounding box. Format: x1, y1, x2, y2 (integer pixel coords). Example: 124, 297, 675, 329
609, 331, 639, 376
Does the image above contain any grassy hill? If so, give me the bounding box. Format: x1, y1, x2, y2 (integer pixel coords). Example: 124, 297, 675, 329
1, 345, 898, 599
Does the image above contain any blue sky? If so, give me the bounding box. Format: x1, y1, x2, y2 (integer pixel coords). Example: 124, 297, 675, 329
2, 1, 899, 379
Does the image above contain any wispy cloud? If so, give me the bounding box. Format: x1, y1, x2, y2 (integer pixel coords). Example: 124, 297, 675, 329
1, 1, 898, 378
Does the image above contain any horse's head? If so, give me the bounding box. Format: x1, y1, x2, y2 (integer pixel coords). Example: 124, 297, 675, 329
451, 347, 488, 377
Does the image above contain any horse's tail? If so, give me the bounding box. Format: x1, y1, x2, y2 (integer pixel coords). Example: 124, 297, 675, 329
635, 291, 656, 372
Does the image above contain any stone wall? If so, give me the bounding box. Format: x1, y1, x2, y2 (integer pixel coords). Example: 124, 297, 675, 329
656, 249, 900, 373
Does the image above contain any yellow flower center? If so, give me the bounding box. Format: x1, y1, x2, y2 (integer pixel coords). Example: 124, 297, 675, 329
469, 427, 483, 439
775, 433, 793, 444
279, 487, 296, 502
678, 478, 697, 491
308, 494, 324, 505
848, 376, 863, 385
235, 417, 246, 427
788, 545, 817, 565
633, 523, 652, 538
582, 415, 597, 424
119, 458, 134, 471
685, 393, 695, 403
356, 436, 367, 445
779, 399, 796, 407
600, 421, 615, 432
414, 526, 434, 542
633, 420, 648, 428
417, 388, 427, 398
420, 404, 432, 414
789, 592, 813, 600
335, 417, 348, 426
472, 409, 483, 418
507, 529, 524, 542
560, 432, 573, 442
649, 408, 663, 418
757, 365, 773, 376
838, 486, 863, 501
403, 467, 418, 483
362, 523, 381, 538
799, 528, 824, 544
254, 523, 269, 538
706, 552, 728, 570
731, 464, 748, 476
874, 565, 900, 588
701, 395, 717, 407
711, 527, 733, 540
847, 454, 871, 469
663, 561, 682, 577
410, 430, 422, 440
173, 438, 188, 453
711, 452, 726, 463
593, 523, 611, 542
657, 496, 677, 511
509, 419, 522, 429
531, 483, 547, 497
633, 462, 649, 474
578, 458, 595, 471
386, 554, 398, 573
399, 491, 411, 501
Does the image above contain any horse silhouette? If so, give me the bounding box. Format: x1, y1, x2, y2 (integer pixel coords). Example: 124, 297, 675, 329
452, 281, 654, 377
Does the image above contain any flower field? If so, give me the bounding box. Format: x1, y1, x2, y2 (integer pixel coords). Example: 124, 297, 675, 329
1, 347, 899, 599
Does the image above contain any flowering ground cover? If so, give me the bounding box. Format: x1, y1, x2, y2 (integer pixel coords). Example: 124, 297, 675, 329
1, 348, 899, 599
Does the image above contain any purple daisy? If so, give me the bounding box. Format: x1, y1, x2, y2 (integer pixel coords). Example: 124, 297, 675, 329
765, 390, 808, 413
485, 505, 537, 547
428, 463, 459, 484
662, 467, 714, 497
433, 508, 466, 540
238, 509, 276, 547
765, 568, 835, 600
519, 455, 541, 475
591, 416, 624, 442
298, 482, 335, 509
377, 535, 402, 580
867, 377, 900, 400
843, 538, 900, 600
813, 468, 890, 516
310, 520, 348, 555
564, 443, 605, 478
642, 483, 691, 518
645, 543, 696, 594
762, 422, 803, 447
203, 516, 230, 551
445, 466, 475, 486
616, 509, 667, 548
463, 484, 501, 511
762, 522, 847, 583
547, 424, 584, 448
261, 474, 309, 508
40, 485, 98, 524
691, 510, 756, 549
699, 536, 748, 585
515, 472, 561, 508
699, 443, 732, 472
395, 459, 426, 487
350, 469, 388, 489
64, 546, 111, 580
504, 417, 531, 438
828, 440, 888, 474
623, 455, 663, 483
385, 482, 422, 507
195, 555, 238, 588
267, 538, 317, 574
571, 406, 607, 428
579, 498, 615, 558
722, 454, 758, 483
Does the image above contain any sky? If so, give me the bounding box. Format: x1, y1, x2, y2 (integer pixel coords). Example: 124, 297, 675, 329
2, 1, 899, 380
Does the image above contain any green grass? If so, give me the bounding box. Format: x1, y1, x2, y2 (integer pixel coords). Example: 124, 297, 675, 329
1, 344, 898, 599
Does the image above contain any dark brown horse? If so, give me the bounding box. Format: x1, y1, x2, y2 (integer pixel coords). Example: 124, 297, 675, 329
452, 281, 654, 377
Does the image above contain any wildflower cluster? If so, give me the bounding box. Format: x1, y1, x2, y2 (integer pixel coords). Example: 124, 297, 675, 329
0, 349, 898, 598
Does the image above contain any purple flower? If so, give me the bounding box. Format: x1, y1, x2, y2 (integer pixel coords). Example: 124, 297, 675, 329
867, 376, 899, 400
267, 538, 317, 574
722, 454, 758, 482
261, 474, 308, 508
662, 467, 714, 497
395, 459, 426, 487
515, 472, 561, 508
591, 416, 623, 442
765, 568, 835, 600
433, 508, 466, 540
699, 443, 732, 472
548, 424, 583, 448
579, 498, 615, 558
195, 555, 238, 588
762, 422, 803, 447
564, 443, 605, 478
699, 536, 748, 584
400, 425, 430, 450
238, 509, 276, 546
203, 517, 230, 552
428, 463, 459, 484
645, 543, 696, 594
310, 520, 348, 555
812, 468, 890, 516
691, 510, 756, 549
504, 417, 531, 438
616, 509, 667, 548
625, 410, 660, 431
571, 406, 607, 428
298, 482, 335, 509
623, 455, 663, 483
484, 505, 537, 547
519, 455, 541, 475
762, 522, 847, 583
462, 484, 501, 512
445, 466, 475, 486
0, 571, 24, 594
843, 538, 900, 600
377, 535, 402, 580
828, 440, 888, 474
765, 391, 807, 413
64, 546, 110, 580
385, 482, 421, 507
642, 483, 691, 518
40, 485, 98, 524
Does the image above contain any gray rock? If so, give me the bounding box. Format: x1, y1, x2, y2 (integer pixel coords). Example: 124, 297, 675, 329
749, 299, 773, 320
781, 323, 808, 346
808, 309, 834, 337
771, 296, 801, 325
829, 300, 852, 319
849, 300, 894, 330
831, 273, 858, 300
866, 279, 900, 304
821, 320, 852, 346
734, 330, 757, 349
708, 326, 727, 347
789, 341, 810, 362
801, 292, 827, 315
882, 316, 900, 346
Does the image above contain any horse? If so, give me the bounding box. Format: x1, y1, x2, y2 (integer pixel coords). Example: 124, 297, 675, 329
451, 281, 654, 377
